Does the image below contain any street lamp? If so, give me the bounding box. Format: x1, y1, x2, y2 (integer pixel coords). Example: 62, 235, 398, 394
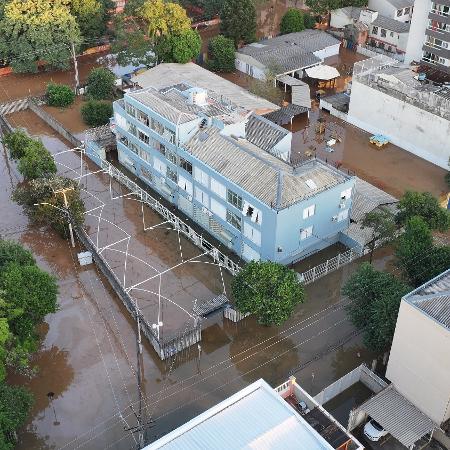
152, 321, 163, 340
53, 188, 75, 248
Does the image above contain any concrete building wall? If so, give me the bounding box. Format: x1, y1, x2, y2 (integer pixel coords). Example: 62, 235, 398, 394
369, 26, 409, 53
386, 300, 450, 425
330, 10, 354, 28
368, 0, 413, 21
313, 43, 342, 60
347, 79, 450, 169
405, 0, 430, 63
235, 55, 267, 81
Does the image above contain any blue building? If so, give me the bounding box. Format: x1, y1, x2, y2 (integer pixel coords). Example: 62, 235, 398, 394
109, 83, 355, 264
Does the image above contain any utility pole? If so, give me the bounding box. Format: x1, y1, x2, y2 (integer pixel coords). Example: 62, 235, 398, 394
70, 42, 79, 94
53, 188, 75, 248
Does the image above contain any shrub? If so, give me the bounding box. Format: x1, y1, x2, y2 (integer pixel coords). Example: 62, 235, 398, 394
280, 9, 305, 35
46, 83, 75, 107
208, 35, 235, 72
303, 13, 316, 29
17, 140, 57, 180
81, 100, 113, 127
2, 130, 33, 160
86, 67, 116, 100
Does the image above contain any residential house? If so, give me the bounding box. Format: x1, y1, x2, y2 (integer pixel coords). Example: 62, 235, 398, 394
110, 82, 355, 264
235, 30, 341, 81
368, 0, 414, 22
144, 378, 364, 450
405, 0, 450, 73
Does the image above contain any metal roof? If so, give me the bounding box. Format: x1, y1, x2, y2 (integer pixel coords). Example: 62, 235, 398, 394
263, 104, 309, 125
245, 113, 289, 152
184, 128, 349, 210
131, 63, 278, 113
144, 379, 335, 450
382, 0, 414, 9
339, 6, 363, 19
358, 385, 436, 448
276, 74, 308, 87
404, 269, 450, 330
371, 15, 410, 33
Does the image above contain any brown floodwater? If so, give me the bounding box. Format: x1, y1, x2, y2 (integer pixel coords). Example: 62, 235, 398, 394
2, 110, 388, 449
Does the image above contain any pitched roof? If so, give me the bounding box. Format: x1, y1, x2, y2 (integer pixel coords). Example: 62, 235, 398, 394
339, 6, 363, 19
245, 113, 289, 152
184, 127, 349, 209
237, 30, 340, 74
144, 379, 335, 450
383, 0, 414, 9
371, 15, 410, 33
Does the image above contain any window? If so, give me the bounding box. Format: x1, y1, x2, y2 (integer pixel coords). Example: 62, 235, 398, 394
338, 209, 349, 222
194, 166, 209, 186
125, 102, 136, 117
140, 167, 153, 182
226, 210, 242, 231
390, 31, 394, 37
372, 26, 378, 35
178, 175, 193, 195
404, 7, 410, 15
153, 157, 166, 174
300, 226, 313, 240
129, 123, 137, 136
397, 8, 403, 16
210, 198, 226, 220
115, 112, 127, 130
166, 150, 177, 165
210, 178, 226, 199
243, 222, 261, 246
303, 204, 315, 219
432, 3, 450, 16
159, 143, 166, 156
129, 142, 139, 155
180, 157, 193, 175
137, 110, 149, 127
138, 148, 151, 163
138, 130, 149, 144
166, 166, 177, 183
227, 189, 243, 210
242, 201, 262, 224
341, 188, 352, 200
380, 28, 387, 38
194, 186, 209, 207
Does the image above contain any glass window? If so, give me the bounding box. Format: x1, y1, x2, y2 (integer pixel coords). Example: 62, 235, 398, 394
140, 167, 153, 182
129, 123, 137, 137
380, 29, 387, 37
303, 204, 315, 219
138, 130, 149, 144
137, 110, 149, 127
226, 210, 241, 231
179, 157, 193, 175
372, 26, 378, 35
227, 189, 243, 210
125, 102, 136, 117
404, 7, 410, 14
166, 166, 177, 183
397, 8, 403, 16
166, 150, 177, 165
300, 226, 313, 240
129, 142, 139, 155
138, 148, 151, 163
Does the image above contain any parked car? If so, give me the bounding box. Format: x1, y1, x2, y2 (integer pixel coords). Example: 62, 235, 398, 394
364, 418, 388, 441
297, 400, 310, 415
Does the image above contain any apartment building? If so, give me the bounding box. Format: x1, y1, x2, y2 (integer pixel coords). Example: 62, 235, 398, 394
405, 0, 450, 72
111, 84, 355, 264
368, 0, 414, 22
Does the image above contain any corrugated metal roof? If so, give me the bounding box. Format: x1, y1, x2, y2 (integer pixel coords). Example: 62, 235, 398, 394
276, 74, 308, 87
144, 379, 335, 450
372, 15, 410, 33
185, 128, 348, 209
383, 0, 414, 9
292, 85, 312, 109
245, 113, 289, 152
263, 104, 309, 126
359, 385, 436, 448
131, 63, 278, 113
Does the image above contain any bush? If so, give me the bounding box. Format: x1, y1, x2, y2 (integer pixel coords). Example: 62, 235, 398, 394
81, 100, 113, 127
280, 9, 305, 35
86, 67, 116, 100
46, 83, 75, 107
0, 240, 35, 271
303, 13, 316, 29
2, 130, 33, 160
17, 140, 57, 180
208, 35, 235, 72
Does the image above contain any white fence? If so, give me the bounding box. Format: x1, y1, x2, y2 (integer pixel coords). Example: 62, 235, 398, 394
357, 45, 405, 62
298, 247, 364, 285
223, 306, 251, 323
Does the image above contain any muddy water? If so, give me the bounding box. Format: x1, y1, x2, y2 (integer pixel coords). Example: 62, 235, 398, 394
3, 110, 386, 449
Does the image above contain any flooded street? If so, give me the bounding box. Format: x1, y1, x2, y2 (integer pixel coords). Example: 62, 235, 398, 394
0, 107, 389, 449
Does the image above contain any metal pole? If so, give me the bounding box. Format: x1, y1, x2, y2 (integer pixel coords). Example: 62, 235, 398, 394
71, 42, 79, 93
54, 188, 75, 248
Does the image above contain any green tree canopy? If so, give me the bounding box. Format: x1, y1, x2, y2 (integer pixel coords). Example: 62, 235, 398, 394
343, 262, 410, 351
46, 83, 75, 108
395, 216, 450, 287
155, 28, 201, 63
361, 207, 397, 263
396, 191, 450, 231
0, 0, 81, 73
13, 176, 86, 238
208, 35, 235, 72
232, 261, 305, 326
81, 100, 113, 126
17, 140, 57, 180
220, 0, 256, 46
0, 241, 34, 271
86, 67, 116, 100
2, 130, 33, 160
280, 9, 305, 34
303, 12, 316, 29
306, 0, 367, 15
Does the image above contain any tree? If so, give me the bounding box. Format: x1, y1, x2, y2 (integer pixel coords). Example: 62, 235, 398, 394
343, 262, 410, 351
220, 0, 256, 46
81, 100, 113, 126
86, 67, 116, 100
155, 29, 201, 63
280, 9, 305, 35
138, 0, 191, 39
0, 383, 33, 449
46, 83, 75, 108
303, 12, 316, 29
0, 241, 34, 271
396, 191, 450, 231
1, 130, 33, 161
13, 176, 86, 238
208, 35, 235, 72
0, 0, 81, 73
361, 207, 397, 263
232, 261, 305, 326
17, 141, 57, 180
395, 216, 450, 287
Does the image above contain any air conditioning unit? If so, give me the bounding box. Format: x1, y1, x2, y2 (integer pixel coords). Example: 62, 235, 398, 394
339, 202, 346, 209
332, 215, 338, 222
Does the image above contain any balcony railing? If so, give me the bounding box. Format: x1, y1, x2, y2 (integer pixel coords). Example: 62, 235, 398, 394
431, 8, 449, 17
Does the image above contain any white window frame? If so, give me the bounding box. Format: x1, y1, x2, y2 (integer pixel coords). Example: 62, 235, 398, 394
194, 166, 209, 187
194, 186, 209, 207
303, 204, 315, 219
210, 177, 226, 199
210, 198, 226, 220
153, 157, 166, 175
178, 174, 193, 196
300, 226, 313, 240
